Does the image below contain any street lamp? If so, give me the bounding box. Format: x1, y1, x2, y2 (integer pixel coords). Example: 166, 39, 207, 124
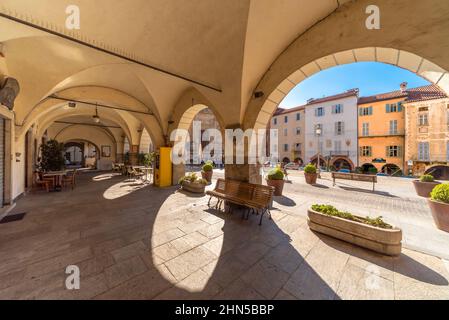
315, 126, 322, 178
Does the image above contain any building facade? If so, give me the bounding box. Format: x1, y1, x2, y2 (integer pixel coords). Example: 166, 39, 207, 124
304, 89, 359, 170
404, 85, 448, 177
357, 85, 408, 175
270, 106, 305, 164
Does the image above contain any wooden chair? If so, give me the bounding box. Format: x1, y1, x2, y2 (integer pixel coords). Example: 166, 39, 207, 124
34, 172, 52, 192
62, 169, 77, 190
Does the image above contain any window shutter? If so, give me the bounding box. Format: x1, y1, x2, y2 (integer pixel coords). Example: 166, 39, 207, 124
341, 122, 345, 134
369, 106, 373, 115
398, 146, 403, 157
341, 104, 344, 113
398, 102, 403, 112
369, 146, 372, 156
335, 122, 338, 134
386, 104, 390, 113
386, 146, 389, 157
359, 108, 363, 116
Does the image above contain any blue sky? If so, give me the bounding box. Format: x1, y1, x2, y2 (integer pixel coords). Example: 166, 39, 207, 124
279, 62, 430, 108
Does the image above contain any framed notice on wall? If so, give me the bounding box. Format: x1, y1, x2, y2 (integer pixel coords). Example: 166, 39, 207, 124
101, 145, 111, 158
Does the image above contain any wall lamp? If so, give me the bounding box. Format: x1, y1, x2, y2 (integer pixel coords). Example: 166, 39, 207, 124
254, 91, 264, 99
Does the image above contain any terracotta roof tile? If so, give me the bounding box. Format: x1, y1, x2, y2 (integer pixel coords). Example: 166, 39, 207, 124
358, 84, 447, 104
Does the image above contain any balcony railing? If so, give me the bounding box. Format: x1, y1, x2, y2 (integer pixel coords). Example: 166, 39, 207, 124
360, 130, 405, 137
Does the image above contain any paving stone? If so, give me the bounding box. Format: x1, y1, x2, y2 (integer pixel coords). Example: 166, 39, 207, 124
164, 247, 217, 281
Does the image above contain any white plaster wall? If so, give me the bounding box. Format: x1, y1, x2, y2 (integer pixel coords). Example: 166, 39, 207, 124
305, 95, 358, 165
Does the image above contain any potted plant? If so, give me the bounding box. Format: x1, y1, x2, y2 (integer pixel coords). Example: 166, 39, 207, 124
308, 204, 402, 256
304, 164, 318, 185
179, 173, 208, 194
37, 139, 65, 172
368, 167, 378, 175
266, 167, 285, 196
427, 183, 449, 232
201, 161, 214, 183
412, 174, 440, 197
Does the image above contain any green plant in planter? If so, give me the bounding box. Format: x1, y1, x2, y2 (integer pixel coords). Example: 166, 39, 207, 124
138, 152, 155, 167
355, 167, 363, 174
304, 164, 317, 174
38, 139, 65, 172
311, 204, 392, 229
202, 163, 213, 172
420, 174, 435, 182
430, 183, 449, 204
178, 172, 207, 185
267, 167, 284, 180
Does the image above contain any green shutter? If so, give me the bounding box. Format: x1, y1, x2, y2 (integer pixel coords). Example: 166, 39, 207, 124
398, 146, 403, 157
386, 104, 390, 113
359, 108, 363, 116
369, 106, 373, 115
386, 146, 389, 157
398, 102, 403, 112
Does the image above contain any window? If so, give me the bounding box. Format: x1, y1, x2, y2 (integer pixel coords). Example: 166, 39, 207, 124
284, 144, 289, 152
386, 102, 403, 113
295, 127, 301, 135
362, 123, 369, 136
418, 142, 430, 161
359, 106, 373, 116
284, 128, 288, 137
360, 146, 372, 157
334, 141, 342, 152
335, 121, 344, 135
386, 146, 402, 158
314, 124, 323, 136
389, 120, 398, 135
273, 117, 277, 125
295, 143, 301, 151
315, 107, 324, 117
296, 113, 301, 121
419, 113, 429, 126
332, 104, 344, 114
284, 115, 288, 123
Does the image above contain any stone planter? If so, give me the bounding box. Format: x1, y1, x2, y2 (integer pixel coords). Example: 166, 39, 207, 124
181, 181, 206, 194
427, 199, 449, 232
304, 172, 318, 185
266, 179, 284, 196
201, 170, 213, 183
412, 180, 440, 197
307, 208, 402, 256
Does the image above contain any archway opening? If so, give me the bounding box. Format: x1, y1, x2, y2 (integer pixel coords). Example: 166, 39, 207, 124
425, 166, 449, 180
361, 163, 377, 174
381, 164, 402, 176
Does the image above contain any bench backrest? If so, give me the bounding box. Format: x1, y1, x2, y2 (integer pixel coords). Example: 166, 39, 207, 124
213, 178, 273, 207
332, 172, 377, 182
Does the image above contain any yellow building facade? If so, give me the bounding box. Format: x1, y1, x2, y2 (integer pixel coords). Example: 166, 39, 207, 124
358, 90, 407, 175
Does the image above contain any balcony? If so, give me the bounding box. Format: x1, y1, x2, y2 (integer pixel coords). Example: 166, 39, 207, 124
360, 130, 405, 138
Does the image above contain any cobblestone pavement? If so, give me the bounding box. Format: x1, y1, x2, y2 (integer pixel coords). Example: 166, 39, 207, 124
0, 171, 448, 300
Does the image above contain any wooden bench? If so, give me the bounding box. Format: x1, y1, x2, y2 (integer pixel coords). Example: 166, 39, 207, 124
206, 179, 274, 225
331, 172, 377, 191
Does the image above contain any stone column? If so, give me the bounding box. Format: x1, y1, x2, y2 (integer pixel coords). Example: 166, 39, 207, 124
224, 124, 263, 184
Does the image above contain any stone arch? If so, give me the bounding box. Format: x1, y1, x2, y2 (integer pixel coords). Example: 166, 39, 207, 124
243, 0, 449, 131
330, 157, 355, 171
425, 165, 449, 180
381, 163, 402, 176
169, 87, 226, 136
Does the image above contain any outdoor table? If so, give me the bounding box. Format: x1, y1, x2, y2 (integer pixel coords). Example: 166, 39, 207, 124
42, 170, 67, 192
132, 166, 153, 182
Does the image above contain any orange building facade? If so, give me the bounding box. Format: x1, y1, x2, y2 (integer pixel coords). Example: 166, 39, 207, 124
358, 92, 407, 175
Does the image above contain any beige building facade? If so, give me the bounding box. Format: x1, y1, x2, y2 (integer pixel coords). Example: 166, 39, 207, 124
270, 106, 305, 164
404, 88, 449, 177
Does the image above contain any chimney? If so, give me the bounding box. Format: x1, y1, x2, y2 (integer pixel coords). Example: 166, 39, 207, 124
400, 82, 408, 92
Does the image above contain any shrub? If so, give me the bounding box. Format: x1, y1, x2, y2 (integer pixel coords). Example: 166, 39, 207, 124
430, 183, 449, 204
420, 174, 435, 182
311, 204, 392, 229
304, 164, 317, 174
38, 139, 65, 172
202, 163, 213, 172
368, 167, 378, 174
178, 172, 206, 185
329, 165, 337, 172
267, 168, 284, 180
355, 167, 363, 174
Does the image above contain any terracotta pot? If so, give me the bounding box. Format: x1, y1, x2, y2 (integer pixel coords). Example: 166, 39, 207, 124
181, 181, 206, 194
266, 179, 284, 196
304, 172, 318, 185
427, 199, 449, 232
201, 170, 213, 183
412, 180, 440, 197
